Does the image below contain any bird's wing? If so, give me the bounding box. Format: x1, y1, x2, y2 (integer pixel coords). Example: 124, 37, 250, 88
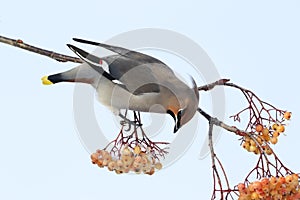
73, 38, 165, 65
67, 43, 161, 94
72, 38, 176, 77
66, 44, 115, 81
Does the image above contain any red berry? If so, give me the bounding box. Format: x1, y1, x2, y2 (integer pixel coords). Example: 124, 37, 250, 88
284, 111, 292, 120
256, 124, 263, 132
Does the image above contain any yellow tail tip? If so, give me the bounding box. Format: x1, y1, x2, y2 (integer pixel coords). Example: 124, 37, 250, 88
41, 76, 53, 85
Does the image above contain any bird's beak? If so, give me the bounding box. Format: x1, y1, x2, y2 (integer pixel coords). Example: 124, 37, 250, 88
167, 110, 181, 133
173, 125, 179, 133
173, 117, 181, 133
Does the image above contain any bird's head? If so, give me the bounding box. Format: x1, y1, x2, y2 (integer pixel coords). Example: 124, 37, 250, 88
166, 77, 199, 133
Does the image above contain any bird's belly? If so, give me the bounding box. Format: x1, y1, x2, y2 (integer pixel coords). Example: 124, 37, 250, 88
96, 90, 166, 114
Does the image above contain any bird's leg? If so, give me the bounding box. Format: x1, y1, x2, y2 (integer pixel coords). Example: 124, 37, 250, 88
119, 110, 142, 131
134, 111, 142, 126
119, 110, 131, 131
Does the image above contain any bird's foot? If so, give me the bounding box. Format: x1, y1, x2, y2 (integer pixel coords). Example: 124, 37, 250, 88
119, 113, 142, 131
120, 119, 143, 131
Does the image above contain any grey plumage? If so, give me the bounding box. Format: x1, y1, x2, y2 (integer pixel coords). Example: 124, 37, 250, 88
42, 38, 199, 133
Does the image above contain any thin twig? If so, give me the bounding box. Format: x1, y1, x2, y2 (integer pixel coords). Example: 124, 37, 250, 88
208, 120, 224, 199
223, 82, 286, 131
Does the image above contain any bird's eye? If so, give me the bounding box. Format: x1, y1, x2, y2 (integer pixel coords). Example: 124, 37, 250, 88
177, 109, 184, 123
178, 109, 185, 119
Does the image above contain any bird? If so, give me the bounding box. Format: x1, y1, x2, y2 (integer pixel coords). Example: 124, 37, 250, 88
41, 38, 199, 133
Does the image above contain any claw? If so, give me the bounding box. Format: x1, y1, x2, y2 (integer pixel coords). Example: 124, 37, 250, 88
120, 119, 132, 131
118, 112, 142, 131
119, 118, 142, 131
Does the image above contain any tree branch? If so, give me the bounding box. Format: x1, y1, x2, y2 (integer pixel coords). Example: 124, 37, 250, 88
0, 35, 82, 63
198, 79, 230, 91
197, 108, 244, 135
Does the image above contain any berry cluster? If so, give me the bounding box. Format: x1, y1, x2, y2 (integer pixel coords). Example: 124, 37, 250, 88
90, 145, 163, 175
238, 174, 300, 200
241, 112, 291, 155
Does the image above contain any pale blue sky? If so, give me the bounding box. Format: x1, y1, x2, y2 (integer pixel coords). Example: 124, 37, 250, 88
1, 1, 300, 199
